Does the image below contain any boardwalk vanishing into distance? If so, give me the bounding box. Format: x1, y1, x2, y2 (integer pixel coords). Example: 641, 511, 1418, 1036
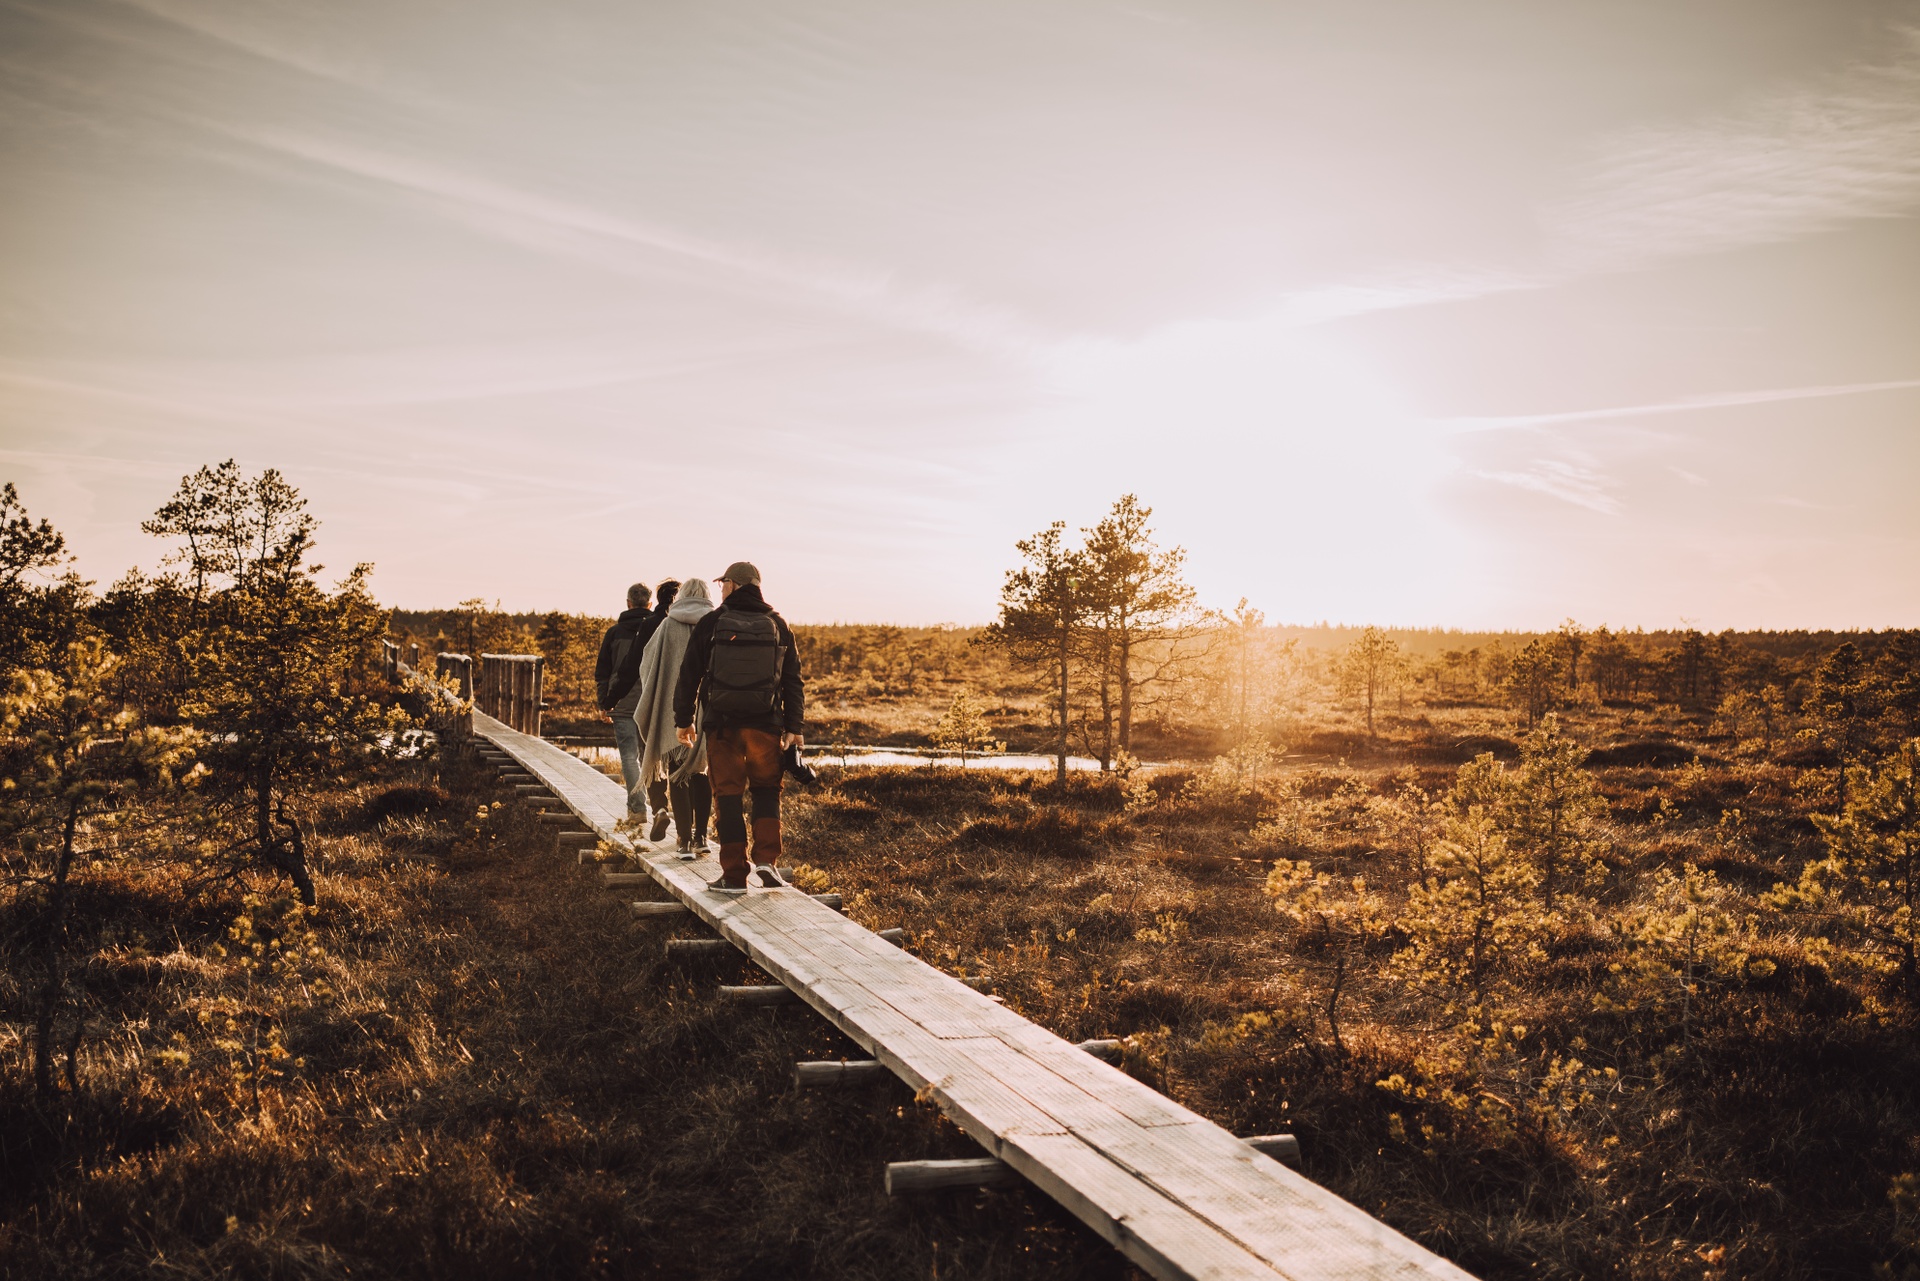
464, 705, 1476, 1281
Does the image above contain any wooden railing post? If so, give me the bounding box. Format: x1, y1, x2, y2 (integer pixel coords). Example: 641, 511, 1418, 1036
436, 652, 473, 699
477, 653, 545, 735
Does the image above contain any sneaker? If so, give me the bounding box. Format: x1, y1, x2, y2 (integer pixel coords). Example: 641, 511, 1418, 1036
751, 863, 788, 889
706, 876, 747, 895
649, 811, 672, 842
676, 839, 698, 861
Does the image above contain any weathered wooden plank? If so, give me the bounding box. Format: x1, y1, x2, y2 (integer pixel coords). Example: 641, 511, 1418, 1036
890, 1133, 1299, 1195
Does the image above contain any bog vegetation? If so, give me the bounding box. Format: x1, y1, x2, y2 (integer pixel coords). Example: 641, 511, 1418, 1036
2, 475, 1917, 1279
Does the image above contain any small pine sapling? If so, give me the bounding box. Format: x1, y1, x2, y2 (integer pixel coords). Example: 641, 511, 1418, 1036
933, 688, 1003, 765
1505, 715, 1609, 918
1265, 857, 1391, 1052
1393, 811, 1546, 1004
1, 637, 196, 1096
1768, 738, 1920, 1003
1601, 863, 1772, 1040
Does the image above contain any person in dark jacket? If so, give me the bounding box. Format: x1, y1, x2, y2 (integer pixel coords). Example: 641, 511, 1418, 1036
595, 582, 663, 814
674, 561, 804, 892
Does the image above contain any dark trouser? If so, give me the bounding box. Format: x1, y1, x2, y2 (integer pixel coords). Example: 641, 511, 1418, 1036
706, 726, 783, 885
669, 773, 711, 847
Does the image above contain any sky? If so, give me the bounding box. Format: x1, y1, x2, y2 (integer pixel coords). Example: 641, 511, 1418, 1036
2, 0, 1918, 628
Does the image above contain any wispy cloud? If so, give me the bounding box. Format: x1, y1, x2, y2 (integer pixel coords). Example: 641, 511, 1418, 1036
1278, 27, 1920, 328
1272, 265, 1543, 326
1474, 459, 1620, 513
1550, 27, 1920, 270
113, 0, 450, 113
1439, 378, 1920, 434
208, 125, 1050, 362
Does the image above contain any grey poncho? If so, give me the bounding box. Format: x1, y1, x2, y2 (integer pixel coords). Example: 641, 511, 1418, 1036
632, 593, 714, 790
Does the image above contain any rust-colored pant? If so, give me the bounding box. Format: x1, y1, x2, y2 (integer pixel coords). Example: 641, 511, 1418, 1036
706, 726, 783, 882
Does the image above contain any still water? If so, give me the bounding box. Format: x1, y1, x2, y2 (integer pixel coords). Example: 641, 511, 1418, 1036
565, 744, 1139, 772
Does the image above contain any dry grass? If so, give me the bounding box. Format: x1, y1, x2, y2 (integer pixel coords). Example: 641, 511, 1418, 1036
5, 704, 1918, 1280
785, 731, 1920, 1280
0, 756, 1134, 1280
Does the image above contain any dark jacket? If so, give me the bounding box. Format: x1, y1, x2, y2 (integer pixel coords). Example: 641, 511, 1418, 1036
595, 606, 662, 713
673, 583, 804, 734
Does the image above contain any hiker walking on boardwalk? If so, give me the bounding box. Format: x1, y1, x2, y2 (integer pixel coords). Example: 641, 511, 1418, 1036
675, 561, 805, 893
594, 581, 667, 815
633, 576, 716, 856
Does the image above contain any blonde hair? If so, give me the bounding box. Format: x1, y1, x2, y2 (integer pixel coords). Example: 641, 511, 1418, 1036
677, 577, 712, 604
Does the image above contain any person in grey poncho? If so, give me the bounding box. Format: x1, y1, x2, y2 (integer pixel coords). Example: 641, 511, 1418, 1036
632, 577, 715, 856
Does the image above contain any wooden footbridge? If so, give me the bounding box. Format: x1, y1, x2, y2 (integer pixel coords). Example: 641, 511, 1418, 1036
467, 707, 1474, 1281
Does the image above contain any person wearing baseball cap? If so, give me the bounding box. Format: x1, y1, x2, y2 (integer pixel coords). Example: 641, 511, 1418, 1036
673, 561, 806, 893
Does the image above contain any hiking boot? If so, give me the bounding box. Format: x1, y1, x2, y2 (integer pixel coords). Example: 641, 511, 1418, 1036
649, 811, 672, 842
706, 875, 747, 895
751, 863, 788, 889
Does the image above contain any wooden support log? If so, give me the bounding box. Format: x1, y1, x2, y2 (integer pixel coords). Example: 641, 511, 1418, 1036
1244, 1134, 1301, 1166
1077, 1039, 1123, 1062
960, 976, 993, 992
717, 985, 800, 1007
666, 937, 734, 959
515, 785, 551, 795
794, 1059, 888, 1089
538, 812, 576, 826
885, 1158, 1017, 1195
631, 901, 692, 918
557, 832, 597, 849
876, 927, 906, 945
812, 893, 843, 911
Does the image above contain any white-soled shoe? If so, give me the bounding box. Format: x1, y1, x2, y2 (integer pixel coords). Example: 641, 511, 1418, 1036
751, 863, 789, 889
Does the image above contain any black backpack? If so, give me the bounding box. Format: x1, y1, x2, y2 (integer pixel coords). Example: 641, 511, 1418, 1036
705, 608, 783, 720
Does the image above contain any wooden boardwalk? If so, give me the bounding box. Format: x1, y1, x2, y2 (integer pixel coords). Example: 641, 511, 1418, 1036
472, 711, 1475, 1281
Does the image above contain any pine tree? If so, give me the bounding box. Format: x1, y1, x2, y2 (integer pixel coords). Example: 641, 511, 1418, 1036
1337, 626, 1400, 737
1602, 863, 1770, 1039
1505, 715, 1608, 916
984, 522, 1087, 785
1803, 642, 1880, 808
1505, 637, 1560, 729
0, 482, 88, 676
933, 689, 1003, 765
1394, 811, 1545, 1002
144, 463, 408, 904
1, 638, 195, 1094
1265, 857, 1391, 1052
1076, 495, 1200, 761
1769, 738, 1920, 1002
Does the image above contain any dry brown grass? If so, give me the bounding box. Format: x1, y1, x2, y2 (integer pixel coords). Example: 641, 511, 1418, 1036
5, 705, 1918, 1280
0, 756, 1135, 1280
787, 736, 1920, 1281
